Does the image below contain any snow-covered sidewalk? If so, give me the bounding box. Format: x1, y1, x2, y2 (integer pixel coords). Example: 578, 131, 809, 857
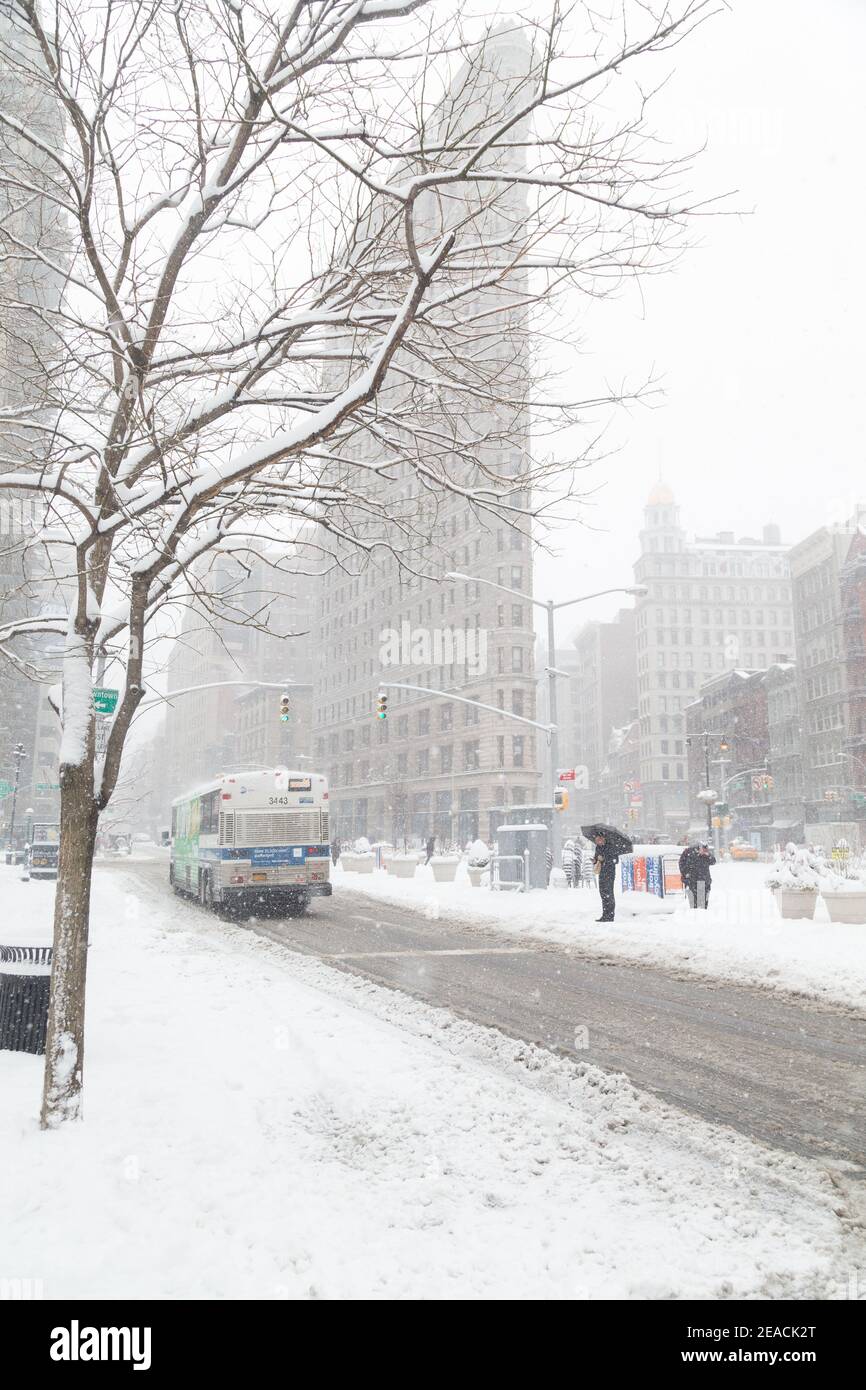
0, 864, 861, 1299
334, 861, 866, 1011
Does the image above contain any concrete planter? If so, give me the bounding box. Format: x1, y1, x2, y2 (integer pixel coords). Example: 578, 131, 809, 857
467, 865, 487, 888
388, 856, 418, 879
430, 857, 460, 883
821, 890, 866, 924
341, 854, 375, 874
774, 888, 818, 920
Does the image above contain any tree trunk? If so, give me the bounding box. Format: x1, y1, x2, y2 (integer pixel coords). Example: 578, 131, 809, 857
40, 762, 98, 1129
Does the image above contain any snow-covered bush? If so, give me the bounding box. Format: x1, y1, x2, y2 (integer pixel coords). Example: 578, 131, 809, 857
353, 836, 373, 855
467, 839, 491, 868
765, 842, 839, 893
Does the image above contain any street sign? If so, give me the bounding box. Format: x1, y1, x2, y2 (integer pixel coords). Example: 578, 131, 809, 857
0, 779, 13, 798
557, 768, 576, 782
36, 783, 60, 792
93, 687, 119, 715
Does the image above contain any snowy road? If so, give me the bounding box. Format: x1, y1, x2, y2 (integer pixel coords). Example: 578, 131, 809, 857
124, 858, 866, 1169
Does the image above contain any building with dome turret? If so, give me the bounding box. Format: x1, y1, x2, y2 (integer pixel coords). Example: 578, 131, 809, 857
632, 485, 794, 834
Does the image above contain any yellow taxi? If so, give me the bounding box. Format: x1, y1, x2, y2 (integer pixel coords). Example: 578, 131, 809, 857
729, 839, 759, 862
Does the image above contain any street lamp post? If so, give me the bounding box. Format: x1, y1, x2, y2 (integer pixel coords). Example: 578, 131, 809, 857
5, 742, 26, 862
686, 731, 730, 839
446, 573, 646, 866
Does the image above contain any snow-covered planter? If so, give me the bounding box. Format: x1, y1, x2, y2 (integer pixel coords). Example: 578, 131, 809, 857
430, 856, 460, 883
774, 888, 818, 921
766, 843, 825, 920
387, 855, 417, 879
466, 840, 490, 885
820, 890, 866, 924
341, 853, 374, 874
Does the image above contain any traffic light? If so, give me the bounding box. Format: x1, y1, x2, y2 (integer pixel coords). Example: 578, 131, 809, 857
553, 787, 568, 811
279, 693, 291, 723
719, 735, 729, 752
376, 691, 388, 720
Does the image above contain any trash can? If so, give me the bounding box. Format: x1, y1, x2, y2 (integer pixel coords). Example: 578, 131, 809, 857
0, 944, 53, 1055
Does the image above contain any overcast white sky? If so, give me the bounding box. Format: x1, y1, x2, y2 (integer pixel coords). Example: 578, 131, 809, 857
535, 0, 866, 642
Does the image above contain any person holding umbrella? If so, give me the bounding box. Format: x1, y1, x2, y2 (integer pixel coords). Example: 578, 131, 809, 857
582, 823, 633, 922
678, 841, 716, 909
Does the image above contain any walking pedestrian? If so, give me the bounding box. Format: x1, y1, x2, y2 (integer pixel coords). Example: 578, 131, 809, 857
561, 838, 576, 887
592, 832, 620, 921
678, 841, 715, 909
425, 834, 435, 864
330, 838, 341, 866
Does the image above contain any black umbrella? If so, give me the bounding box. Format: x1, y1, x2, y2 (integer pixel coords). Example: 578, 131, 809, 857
581, 824, 634, 856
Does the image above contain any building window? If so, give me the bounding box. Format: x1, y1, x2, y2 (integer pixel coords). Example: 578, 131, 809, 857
512, 736, 525, 768
463, 740, 480, 770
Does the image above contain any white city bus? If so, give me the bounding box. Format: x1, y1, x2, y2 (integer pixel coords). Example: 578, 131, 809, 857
170, 769, 332, 915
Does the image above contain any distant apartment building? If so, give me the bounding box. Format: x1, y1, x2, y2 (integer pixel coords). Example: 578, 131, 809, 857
632, 483, 794, 835
789, 513, 866, 826
313, 528, 538, 847
164, 553, 316, 800
597, 717, 641, 830
685, 668, 771, 842
841, 527, 866, 813
311, 30, 539, 847
0, 4, 66, 829
764, 662, 804, 838
562, 609, 637, 822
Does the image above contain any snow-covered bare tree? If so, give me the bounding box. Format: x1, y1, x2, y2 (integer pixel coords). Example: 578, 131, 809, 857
0, 0, 715, 1125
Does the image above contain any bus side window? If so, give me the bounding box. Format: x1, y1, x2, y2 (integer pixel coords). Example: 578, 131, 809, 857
171, 808, 177, 838
201, 791, 218, 835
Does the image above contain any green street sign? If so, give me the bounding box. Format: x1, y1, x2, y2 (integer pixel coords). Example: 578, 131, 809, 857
93, 687, 119, 715
0, 779, 13, 799
36, 783, 60, 792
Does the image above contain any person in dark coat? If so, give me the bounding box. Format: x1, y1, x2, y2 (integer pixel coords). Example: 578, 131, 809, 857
679, 842, 716, 908
330, 839, 341, 865
425, 835, 435, 864
592, 833, 620, 921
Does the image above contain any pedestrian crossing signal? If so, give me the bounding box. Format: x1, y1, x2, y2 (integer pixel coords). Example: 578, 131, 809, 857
553, 788, 568, 811
279, 694, 291, 723
376, 691, 388, 720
